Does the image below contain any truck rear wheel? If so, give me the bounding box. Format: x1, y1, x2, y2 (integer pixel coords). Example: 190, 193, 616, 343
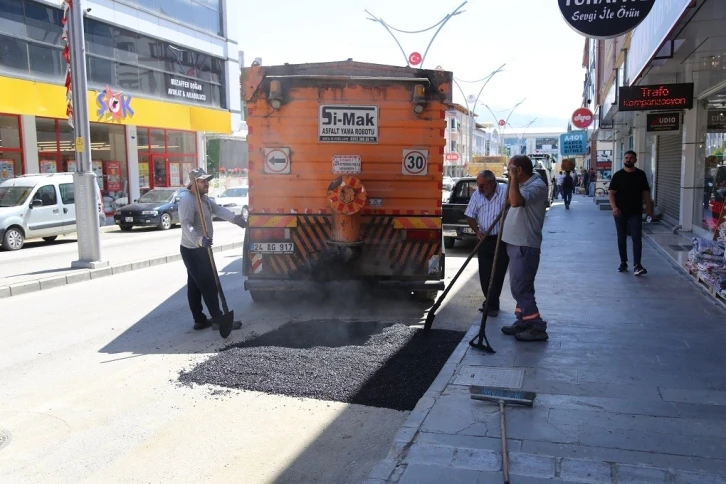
444, 237, 455, 249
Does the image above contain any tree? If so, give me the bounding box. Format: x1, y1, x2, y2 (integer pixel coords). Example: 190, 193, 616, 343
206, 139, 220, 175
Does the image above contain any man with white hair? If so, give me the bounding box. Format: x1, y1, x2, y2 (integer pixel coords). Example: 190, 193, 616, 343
465, 170, 509, 317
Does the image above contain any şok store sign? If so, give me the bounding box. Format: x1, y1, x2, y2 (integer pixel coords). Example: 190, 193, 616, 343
558, 0, 656, 39
560, 131, 588, 157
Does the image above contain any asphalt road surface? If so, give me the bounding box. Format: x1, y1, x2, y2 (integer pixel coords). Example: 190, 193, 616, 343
0, 239, 485, 484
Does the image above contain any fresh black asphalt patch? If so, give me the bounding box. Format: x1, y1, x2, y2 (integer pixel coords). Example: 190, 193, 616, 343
178, 320, 465, 411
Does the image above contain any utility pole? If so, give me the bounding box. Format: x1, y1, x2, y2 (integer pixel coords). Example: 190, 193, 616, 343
65, 0, 106, 269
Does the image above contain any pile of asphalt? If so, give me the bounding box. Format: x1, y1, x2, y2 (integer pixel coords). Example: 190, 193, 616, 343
178, 320, 465, 411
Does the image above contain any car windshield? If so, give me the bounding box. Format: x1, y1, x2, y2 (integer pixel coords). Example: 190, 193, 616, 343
0, 186, 32, 207
220, 188, 248, 197
138, 189, 177, 203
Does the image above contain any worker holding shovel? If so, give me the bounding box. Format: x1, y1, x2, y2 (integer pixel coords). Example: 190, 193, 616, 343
179, 168, 247, 333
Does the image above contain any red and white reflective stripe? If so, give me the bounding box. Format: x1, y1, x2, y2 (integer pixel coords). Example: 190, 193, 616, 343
251, 254, 263, 274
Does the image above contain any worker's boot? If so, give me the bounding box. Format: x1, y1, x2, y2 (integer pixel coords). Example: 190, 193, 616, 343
515, 321, 549, 342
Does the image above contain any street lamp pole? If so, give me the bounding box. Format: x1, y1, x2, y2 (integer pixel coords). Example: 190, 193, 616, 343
482, 98, 526, 157
65, 0, 106, 269
365, 1, 467, 68
452, 63, 506, 174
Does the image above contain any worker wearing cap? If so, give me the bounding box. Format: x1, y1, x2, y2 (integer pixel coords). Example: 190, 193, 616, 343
179, 168, 247, 331
500, 155, 550, 342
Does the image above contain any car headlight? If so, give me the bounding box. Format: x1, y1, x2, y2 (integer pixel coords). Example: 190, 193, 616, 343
142, 210, 158, 216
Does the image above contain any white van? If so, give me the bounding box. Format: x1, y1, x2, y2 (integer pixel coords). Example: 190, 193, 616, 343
0, 173, 104, 251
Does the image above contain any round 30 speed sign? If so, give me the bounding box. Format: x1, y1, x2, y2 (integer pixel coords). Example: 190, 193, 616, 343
402, 149, 428, 176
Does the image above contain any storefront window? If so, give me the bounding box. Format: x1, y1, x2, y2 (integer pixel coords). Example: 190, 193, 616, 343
698, 100, 726, 235
34, 118, 129, 214
137, 127, 197, 193
90, 124, 128, 215
0, 114, 24, 181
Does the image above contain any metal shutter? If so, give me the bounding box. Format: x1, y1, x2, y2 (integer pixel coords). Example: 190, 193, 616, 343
655, 134, 681, 222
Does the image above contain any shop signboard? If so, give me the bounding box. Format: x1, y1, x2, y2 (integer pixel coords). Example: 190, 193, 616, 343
707, 110, 726, 132
106, 161, 123, 191
560, 131, 588, 157
646, 112, 681, 133
618, 83, 694, 112
0, 160, 14, 182
627, 0, 694, 86
557, 0, 656, 39
165, 75, 212, 106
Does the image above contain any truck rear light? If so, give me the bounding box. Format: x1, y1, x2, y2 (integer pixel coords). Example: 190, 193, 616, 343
250, 228, 290, 241
402, 229, 440, 241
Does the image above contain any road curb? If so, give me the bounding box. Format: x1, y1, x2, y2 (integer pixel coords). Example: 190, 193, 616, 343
371, 317, 481, 482
0, 241, 243, 299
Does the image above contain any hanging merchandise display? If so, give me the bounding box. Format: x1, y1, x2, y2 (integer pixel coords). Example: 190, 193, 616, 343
61, 0, 74, 129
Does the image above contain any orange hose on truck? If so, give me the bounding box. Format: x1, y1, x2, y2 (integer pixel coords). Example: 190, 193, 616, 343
241, 61, 452, 302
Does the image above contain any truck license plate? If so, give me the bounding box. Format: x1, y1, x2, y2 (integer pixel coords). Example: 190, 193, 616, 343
250, 242, 295, 253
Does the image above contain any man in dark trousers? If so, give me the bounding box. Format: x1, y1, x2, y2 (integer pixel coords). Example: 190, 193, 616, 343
465, 170, 509, 317
561, 170, 574, 209
608, 150, 654, 276
500, 155, 550, 342
179, 168, 247, 330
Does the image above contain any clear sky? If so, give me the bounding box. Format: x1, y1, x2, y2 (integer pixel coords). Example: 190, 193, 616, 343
237, 0, 586, 128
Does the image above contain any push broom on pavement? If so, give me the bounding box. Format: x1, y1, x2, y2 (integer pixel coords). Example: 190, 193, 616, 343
470, 386, 536, 484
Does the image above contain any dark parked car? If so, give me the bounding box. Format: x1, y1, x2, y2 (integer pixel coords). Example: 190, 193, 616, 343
442, 177, 507, 249
114, 187, 187, 231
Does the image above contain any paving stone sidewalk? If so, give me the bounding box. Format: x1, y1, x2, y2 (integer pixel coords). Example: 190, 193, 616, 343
367, 195, 726, 484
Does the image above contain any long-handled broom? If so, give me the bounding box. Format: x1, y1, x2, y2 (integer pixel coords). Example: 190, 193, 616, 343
469, 201, 510, 353
423, 203, 508, 332
470, 386, 536, 484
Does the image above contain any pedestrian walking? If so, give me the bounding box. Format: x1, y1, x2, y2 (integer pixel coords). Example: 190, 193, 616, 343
556, 171, 565, 201
582, 169, 590, 195
561, 170, 574, 209
179, 168, 248, 330
464, 170, 509, 317
588, 168, 597, 197
551, 175, 559, 200
500, 155, 550, 342
608, 151, 654, 276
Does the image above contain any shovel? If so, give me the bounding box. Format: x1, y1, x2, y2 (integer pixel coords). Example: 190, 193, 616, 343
192, 183, 234, 338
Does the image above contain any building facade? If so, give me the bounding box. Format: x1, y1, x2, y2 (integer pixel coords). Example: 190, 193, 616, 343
444, 104, 474, 177
583, 0, 726, 240
502, 127, 566, 161
0, 0, 241, 214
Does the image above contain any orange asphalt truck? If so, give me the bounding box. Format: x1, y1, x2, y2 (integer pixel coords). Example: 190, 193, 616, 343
240, 61, 452, 302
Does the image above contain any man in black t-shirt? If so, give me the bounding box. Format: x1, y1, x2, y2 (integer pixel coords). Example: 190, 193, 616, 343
608, 151, 654, 275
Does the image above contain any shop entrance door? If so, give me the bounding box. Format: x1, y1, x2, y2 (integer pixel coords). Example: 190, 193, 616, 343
152, 156, 168, 188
